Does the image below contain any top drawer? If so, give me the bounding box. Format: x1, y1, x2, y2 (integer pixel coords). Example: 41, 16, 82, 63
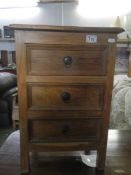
26, 44, 108, 76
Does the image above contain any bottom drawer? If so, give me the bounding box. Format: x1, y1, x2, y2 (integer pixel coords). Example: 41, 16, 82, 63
28, 119, 102, 142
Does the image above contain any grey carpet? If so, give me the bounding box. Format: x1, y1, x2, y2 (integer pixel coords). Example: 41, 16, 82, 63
0, 130, 20, 164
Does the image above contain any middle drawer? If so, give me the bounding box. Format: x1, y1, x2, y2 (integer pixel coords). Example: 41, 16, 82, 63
27, 84, 105, 111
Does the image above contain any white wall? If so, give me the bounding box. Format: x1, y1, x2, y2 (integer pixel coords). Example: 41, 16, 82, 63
0, 3, 62, 52
0, 2, 130, 52
0, 2, 120, 30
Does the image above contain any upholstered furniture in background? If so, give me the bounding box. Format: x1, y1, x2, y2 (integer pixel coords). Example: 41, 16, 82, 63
0, 72, 17, 127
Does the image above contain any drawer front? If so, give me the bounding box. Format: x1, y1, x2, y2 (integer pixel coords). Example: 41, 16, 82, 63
26, 44, 108, 76
27, 84, 105, 111
29, 119, 102, 142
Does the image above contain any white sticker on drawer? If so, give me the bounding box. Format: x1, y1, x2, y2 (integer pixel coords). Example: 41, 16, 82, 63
86, 35, 97, 43
108, 38, 116, 43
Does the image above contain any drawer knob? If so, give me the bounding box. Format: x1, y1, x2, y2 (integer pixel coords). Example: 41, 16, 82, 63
61, 92, 71, 102
62, 125, 70, 135
63, 56, 72, 67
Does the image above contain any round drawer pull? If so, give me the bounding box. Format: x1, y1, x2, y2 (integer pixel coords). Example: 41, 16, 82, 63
62, 125, 70, 135
63, 56, 72, 67
61, 92, 71, 102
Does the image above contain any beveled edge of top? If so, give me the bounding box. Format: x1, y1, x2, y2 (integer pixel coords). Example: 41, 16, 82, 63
9, 24, 124, 34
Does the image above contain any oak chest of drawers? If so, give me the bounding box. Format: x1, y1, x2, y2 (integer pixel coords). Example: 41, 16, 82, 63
11, 24, 123, 173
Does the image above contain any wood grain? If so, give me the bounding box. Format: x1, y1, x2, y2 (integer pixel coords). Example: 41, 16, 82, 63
13, 25, 122, 173
27, 84, 104, 111
28, 118, 102, 142
10, 24, 124, 34
26, 44, 108, 76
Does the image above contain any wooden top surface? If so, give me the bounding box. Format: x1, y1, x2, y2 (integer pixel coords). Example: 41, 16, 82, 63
9, 24, 124, 34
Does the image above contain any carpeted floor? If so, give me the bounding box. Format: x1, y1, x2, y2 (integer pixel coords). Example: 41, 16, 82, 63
0, 130, 20, 162
0, 128, 14, 147
0, 130, 20, 175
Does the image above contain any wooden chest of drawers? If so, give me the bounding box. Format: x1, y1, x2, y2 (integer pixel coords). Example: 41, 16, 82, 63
10, 24, 123, 173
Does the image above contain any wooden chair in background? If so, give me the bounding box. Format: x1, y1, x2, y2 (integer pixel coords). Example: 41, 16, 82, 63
1, 50, 8, 67
11, 51, 16, 64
